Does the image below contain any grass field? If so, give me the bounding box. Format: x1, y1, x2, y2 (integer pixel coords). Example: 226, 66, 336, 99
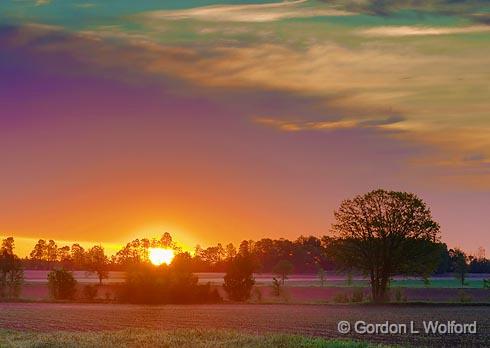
0, 303, 488, 347
0, 329, 392, 348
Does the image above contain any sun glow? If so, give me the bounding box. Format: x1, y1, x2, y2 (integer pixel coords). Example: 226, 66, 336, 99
149, 248, 174, 266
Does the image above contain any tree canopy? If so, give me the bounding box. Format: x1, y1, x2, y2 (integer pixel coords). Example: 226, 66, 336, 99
328, 189, 441, 302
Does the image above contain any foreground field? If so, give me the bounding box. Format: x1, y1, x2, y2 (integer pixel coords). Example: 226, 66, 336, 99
0, 303, 488, 347
0, 329, 390, 348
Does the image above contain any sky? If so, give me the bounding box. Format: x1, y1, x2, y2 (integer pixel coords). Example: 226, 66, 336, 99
0, 0, 489, 257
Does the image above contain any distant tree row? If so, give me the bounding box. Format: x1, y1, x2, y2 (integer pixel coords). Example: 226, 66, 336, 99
24, 239, 109, 284
7, 235, 490, 278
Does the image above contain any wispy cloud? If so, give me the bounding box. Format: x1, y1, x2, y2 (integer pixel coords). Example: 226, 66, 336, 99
3, 21, 489, 187
35, 0, 51, 6
255, 115, 404, 132
359, 25, 490, 37
138, 0, 352, 23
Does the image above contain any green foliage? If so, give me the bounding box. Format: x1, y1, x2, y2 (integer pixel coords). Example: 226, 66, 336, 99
47, 269, 77, 300
82, 285, 98, 300
119, 253, 221, 304
223, 255, 256, 301
328, 189, 441, 303
484, 279, 490, 289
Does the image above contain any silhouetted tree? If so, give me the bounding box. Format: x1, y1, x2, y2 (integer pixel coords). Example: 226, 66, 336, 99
70, 244, 86, 269
86, 245, 109, 285
223, 255, 256, 301
317, 267, 326, 287
328, 189, 441, 303
452, 249, 468, 288
271, 277, 282, 297
119, 254, 221, 304
48, 268, 77, 300
30, 239, 47, 261
0, 237, 23, 299
273, 259, 293, 285
46, 240, 58, 263
225, 243, 237, 260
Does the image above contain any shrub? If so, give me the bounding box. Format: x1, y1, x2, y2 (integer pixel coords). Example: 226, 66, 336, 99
271, 277, 282, 297
458, 290, 472, 303
346, 273, 353, 286
483, 279, 490, 289
82, 285, 98, 300
223, 255, 255, 301
333, 292, 349, 303
252, 287, 263, 302
317, 267, 326, 287
351, 288, 364, 303
118, 254, 222, 304
272, 260, 293, 285
393, 287, 407, 303
48, 268, 77, 300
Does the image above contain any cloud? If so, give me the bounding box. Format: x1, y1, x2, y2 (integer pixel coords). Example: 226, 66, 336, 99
2, 23, 489, 187
138, 0, 352, 23
255, 114, 404, 132
359, 25, 490, 37
35, 0, 51, 6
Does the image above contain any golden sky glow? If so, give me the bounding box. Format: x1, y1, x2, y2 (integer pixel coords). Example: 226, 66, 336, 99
0, 0, 489, 255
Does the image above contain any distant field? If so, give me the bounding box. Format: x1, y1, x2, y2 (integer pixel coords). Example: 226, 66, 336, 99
22, 271, 490, 288
0, 328, 390, 348
18, 271, 490, 303
0, 303, 488, 347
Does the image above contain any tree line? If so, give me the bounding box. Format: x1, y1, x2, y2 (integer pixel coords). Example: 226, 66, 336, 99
11, 233, 489, 276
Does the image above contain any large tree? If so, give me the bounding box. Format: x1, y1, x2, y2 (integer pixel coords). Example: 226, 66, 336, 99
329, 189, 441, 303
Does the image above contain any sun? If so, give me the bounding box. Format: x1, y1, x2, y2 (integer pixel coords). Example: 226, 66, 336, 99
149, 248, 174, 266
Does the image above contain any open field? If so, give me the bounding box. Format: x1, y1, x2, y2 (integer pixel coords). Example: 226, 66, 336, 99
22, 270, 490, 288
18, 271, 490, 304
0, 303, 488, 347
0, 328, 391, 348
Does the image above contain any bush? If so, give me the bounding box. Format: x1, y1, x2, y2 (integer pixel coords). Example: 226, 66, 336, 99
393, 287, 407, 303
83, 285, 98, 300
252, 287, 263, 302
483, 279, 490, 289
458, 290, 472, 303
351, 288, 364, 303
333, 292, 349, 303
48, 268, 77, 300
271, 277, 282, 297
118, 254, 222, 304
223, 255, 255, 301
